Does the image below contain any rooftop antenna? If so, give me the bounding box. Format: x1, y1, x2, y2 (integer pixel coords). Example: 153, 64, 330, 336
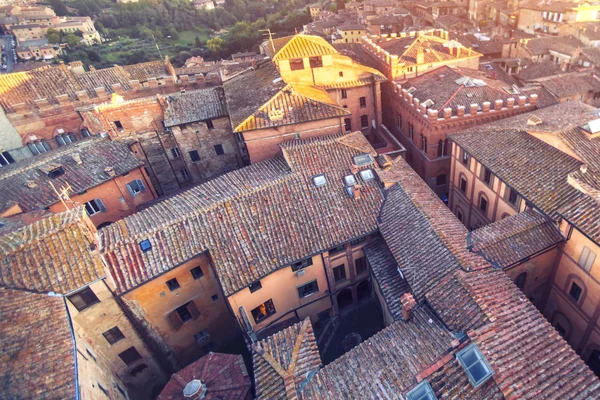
49, 181, 74, 211
259, 28, 276, 53
151, 34, 164, 61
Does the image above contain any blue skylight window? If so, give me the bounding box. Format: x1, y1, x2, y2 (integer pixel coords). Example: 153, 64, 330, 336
139, 239, 152, 252
343, 174, 356, 186
406, 380, 437, 400
456, 344, 494, 388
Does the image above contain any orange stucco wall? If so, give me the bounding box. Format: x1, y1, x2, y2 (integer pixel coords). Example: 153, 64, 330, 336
122, 253, 238, 366
49, 167, 156, 227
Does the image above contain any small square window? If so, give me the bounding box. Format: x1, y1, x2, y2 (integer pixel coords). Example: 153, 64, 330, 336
175, 302, 193, 322
118, 347, 142, 366
333, 265, 347, 282
114, 120, 123, 129
139, 239, 152, 252
313, 174, 327, 187
171, 147, 181, 158
189, 150, 200, 162
251, 299, 276, 323
359, 96, 367, 108
166, 278, 180, 291
211, 294, 219, 301
341, 88, 347, 99
298, 280, 319, 298
102, 326, 125, 345
579, 246, 597, 272
569, 282, 582, 301
195, 329, 210, 343
292, 258, 313, 271
190, 266, 204, 279
214, 144, 225, 155
249, 281, 262, 293
360, 115, 369, 128
68, 287, 100, 311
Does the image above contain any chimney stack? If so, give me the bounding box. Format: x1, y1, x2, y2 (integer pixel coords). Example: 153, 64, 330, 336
400, 293, 416, 321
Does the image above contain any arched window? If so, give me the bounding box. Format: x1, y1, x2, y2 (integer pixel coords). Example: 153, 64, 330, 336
56, 132, 76, 146
437, 139, 450, 157
459, 175, 467, 194
27, 139, 51, 156
514, 272, 527, 290
479, 193, 489, 214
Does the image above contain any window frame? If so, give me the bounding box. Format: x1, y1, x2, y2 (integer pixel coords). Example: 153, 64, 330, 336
214, 144, 225, 156
360, 114, 369, 129
68, 286, 100, 311
180, 168, 192, 181
292, 257, 313, 272
189, 150, 201, 162
333, 264, 347, 282
251, 299, 276, 323
102, 326, 125, 345
249, 280, 262, 293
479, 194, 488, 214
459, 176, 467, 194
359, 96, 367, 108
297, 280, 319, 299
126, 179, 146, 197
406, 379, 437, 400
569, 282, 583, 302
355, 256, 367, 275
171, 147, 182, 159
344, 118, 352, 132
341, 88, 347, 99
166, 278, 180, 292
578, 246, 596, 273
118, 347, 142, 366
190, 266, 204, 279
455, 344, 494, 388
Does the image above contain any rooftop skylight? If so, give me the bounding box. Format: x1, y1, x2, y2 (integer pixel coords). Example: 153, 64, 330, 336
406, 380, 437, 400
140, 239, 152, 252
344, 174, 357, 186
353, 154, 373, 167
313, 174, 327, 187
359, 169, 375, 182
456, 344, 494, 388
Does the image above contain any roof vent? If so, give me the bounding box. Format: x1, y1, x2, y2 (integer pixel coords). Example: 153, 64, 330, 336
183, 380, 207, 400
71, 153, 83, 165
105, 166, 116, 177
527, 115, 543, 126
455, 76, 487, 87
585, 118, 600, 134
268, 108, 284, 121
25, 180, 37, 188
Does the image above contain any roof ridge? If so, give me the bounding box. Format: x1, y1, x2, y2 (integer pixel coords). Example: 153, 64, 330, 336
0, 137, 103, 181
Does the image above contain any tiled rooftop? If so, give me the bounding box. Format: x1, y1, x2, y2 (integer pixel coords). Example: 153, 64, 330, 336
264, 34, 338, 61
398, 66, 514, 117
253, 318, 321, 399
157, 352, 252, 400
375, 33, 482, 67
515, 60, 561, 82
0, 288, 76, 399
0, 207, 105, 294
450, 128, 582, 219
522, 35, 582, 56
163, 87, 228, 127
99, 132, 388, 295
559, 167, 600, 245
0, 137, 144, 213
537, 72, 600, 98
468, 209, 565, 269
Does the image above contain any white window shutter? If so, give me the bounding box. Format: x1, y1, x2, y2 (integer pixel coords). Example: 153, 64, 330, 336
96, 198, 107, 212
126, 183, 136, 197
136, 179, 146, 193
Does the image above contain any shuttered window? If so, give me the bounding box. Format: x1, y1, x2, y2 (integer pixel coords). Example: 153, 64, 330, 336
168, 301, 200, 330
126, 179, 146, 197
579, 246, 597, 272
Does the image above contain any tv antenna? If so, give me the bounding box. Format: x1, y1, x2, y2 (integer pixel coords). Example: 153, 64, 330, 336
49, 181, 74, 210
259, 29, 277, 53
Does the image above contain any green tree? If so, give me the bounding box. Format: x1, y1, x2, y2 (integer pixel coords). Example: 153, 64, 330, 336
206, 37, 225, 57
49, 0, 69, 16
64, 33, 82, 47
47, 28, 60, 44
86, 49, 101, 62
195, 36, 202, 47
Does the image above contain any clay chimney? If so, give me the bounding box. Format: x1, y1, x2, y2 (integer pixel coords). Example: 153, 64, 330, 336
353, 185, 362, 199
416, 46, 424, 65
400, 293, 416, 321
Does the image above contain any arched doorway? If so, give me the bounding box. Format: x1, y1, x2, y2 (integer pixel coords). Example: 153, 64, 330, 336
97, 221, 113, 229
337, 288, 353, 310
357, 280, 371, 302
514, 272, 527, 290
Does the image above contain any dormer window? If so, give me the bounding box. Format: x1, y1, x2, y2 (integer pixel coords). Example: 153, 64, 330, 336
343, 174, 356, 186
456, 344, 494, 388
359, 169, 375, 181
313, 174, 327, 187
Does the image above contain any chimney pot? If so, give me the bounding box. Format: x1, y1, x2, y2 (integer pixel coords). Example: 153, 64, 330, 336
581, 164, 588, 173
470, 103, 478, 116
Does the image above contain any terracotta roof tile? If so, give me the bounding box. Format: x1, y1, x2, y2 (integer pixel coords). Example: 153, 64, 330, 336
253, 318, 321, 399
363, 238, 410, 321
538, 72, 600, 98
157, 352, 252, 400
0, 137, 144, 213
100, 132, 384, 295
0, 288, 76, 399
265, 35, 338, 61
163, 87, 228, 127
449, 129, 582, 219
0, 207, 105, 294
468, 209, 564, 268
